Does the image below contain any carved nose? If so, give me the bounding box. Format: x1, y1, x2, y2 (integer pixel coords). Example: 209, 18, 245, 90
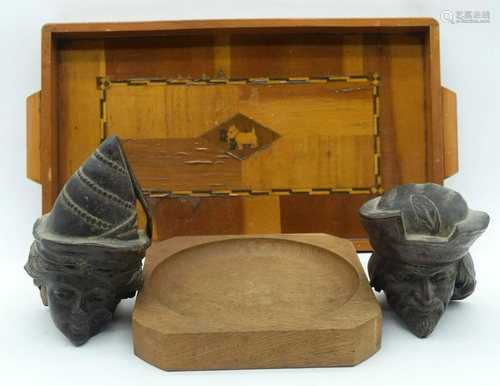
421, 278, 433, 305
73, 297, 88, 314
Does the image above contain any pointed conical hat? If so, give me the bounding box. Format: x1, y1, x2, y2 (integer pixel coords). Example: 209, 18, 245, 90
33, 135, 151, 268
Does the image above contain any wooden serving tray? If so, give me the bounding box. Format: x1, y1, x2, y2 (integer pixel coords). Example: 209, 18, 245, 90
133, 234, 381, 370
26, 19, 458, 250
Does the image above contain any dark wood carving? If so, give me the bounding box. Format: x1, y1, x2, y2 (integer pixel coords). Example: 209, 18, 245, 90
25, 134, 152, 345
360, 183, 489, 338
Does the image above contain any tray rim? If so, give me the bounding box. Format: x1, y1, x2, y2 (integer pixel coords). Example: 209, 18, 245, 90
42, 17, 439, 37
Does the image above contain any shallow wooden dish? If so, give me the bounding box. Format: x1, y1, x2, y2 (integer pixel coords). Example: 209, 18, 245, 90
133, 234, 381, 370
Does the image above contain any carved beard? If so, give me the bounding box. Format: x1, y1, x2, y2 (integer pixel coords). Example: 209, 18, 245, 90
403, 310, 443, 338
390, 296, 445, 338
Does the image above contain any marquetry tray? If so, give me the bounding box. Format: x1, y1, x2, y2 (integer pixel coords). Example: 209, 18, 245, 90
132, 234, 381, 370
26, 18, 458, 250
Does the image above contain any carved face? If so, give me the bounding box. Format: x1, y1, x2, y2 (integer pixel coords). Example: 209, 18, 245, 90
383, 260, 458, 338
44, 271, 119, 346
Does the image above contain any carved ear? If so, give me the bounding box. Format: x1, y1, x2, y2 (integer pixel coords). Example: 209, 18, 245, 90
368, 252, 385, 292
39, 286, 48, 307
452, 253, 477, 300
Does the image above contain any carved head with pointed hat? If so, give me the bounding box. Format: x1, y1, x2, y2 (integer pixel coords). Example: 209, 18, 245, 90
25, 134, 152, 346
360, 183, 489, 338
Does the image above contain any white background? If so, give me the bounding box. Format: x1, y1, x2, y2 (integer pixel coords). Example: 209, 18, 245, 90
1, 0, 499, 385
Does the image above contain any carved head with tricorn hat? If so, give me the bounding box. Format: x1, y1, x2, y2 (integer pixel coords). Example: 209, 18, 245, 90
360, 183, 489, 338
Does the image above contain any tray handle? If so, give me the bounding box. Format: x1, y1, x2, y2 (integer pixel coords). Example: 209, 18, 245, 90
27, 91, 42, 184
442, 87, 458, 179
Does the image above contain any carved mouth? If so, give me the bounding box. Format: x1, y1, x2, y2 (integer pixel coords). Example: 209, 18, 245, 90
409, 307, 440, 315
66, 323, 88, 335
399, 299, 444, 316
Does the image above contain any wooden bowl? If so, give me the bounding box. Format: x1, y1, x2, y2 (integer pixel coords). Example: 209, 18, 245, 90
133, 234, 381, 370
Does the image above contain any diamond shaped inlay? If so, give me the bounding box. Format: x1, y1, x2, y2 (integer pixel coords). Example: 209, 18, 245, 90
200, 113, 281, 160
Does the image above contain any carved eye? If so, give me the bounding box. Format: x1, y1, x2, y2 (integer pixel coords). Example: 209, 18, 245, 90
432, 274, 453, 282
87, 294, 104, 303
54, 289, 75, 301
393, 273, 417, 282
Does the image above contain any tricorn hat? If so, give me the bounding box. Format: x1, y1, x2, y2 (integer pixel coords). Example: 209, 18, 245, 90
359, 183, 489, 265
32, 134, 152, 269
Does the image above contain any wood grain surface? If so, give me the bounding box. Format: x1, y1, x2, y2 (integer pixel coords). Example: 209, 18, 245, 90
26, 91, 41, 183
442, 87, 458, 178
40, 28, 58, 212
57, 39, 105, 189
33, 19, 453, 250
133, 234, 382, 370
109, 78, 377, 192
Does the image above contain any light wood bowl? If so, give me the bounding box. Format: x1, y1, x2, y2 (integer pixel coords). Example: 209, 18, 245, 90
133, 234, 381, 370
